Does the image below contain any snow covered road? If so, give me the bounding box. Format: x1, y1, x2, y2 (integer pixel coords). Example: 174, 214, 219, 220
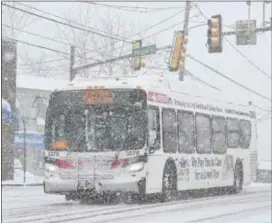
2, 184, 271, 223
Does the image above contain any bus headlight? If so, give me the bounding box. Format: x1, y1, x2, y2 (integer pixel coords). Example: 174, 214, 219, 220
111, 155, 146, 172
127, 162, 145, 172
45, 163, 57, 172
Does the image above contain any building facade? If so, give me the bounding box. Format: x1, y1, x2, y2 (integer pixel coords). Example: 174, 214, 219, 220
15, 75, 68, 176
2, 39, 17, 181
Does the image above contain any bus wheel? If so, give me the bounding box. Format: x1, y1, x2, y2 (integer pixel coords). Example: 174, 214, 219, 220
233, 164, 243, 194
161, 162, 177, 202
121, 193, 137, 204
102, 193, 118, 204
65, 194, 71, 201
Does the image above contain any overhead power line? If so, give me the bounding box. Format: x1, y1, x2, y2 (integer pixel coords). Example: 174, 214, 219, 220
16, 2, 129, 42
139, 12, 201, 40
224, 37, 271, 79
3, 37, 90, 60
89, 2, 186, 11
84, 12, 200, 61
5, 2, 186, 59
130, 66, 221, 91
142, 22, 182, 40
253, 104, 271, 112
3, 24, 74, 47
184, 69, 221, 91
85, 8, 186, 55
18, 58, 67, 67
258, 111, 272, 122
188, 54, 271, 102
189, 20, 236, 30
89, 2, 185, 13
2, 3, 131, 43
74, 12, 199, 71
139, 9, 186, 36
193, 1, 271, 80
82, 20, 177, 60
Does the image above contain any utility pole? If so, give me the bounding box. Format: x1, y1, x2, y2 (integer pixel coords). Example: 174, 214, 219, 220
262, 1, 267, 28
247, 0, 251, 42
69, 45, 75, 81
179, 0, 191, 81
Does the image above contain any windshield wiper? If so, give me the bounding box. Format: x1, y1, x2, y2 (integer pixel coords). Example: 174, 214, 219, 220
69, 127, 87, 152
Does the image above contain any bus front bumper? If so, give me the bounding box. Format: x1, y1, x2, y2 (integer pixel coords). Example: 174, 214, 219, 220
43, 176, 146, 195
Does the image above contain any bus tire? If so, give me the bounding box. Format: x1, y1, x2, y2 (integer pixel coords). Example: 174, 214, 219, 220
121, 192, 137, 204
233, 163, 243, 194
65, 194, 71, 201
102, 193, 118, 204
161, 161, 177, 202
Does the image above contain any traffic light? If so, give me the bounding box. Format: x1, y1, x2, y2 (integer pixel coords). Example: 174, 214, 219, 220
132, 40, 142, 70
179, 33, 188, 70
207, 14, 222, 53
169, 31, 188, 71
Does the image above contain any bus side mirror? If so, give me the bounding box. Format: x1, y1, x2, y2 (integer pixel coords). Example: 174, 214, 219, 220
148, 130, 159, 154
149, 140, 160, 155
148, 130, 156, 145
149, 146, 156, 154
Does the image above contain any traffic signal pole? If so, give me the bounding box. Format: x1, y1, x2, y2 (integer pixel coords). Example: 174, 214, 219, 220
72, 45, 171, 76
179, 0, 191, 81
69, 45, 75, 81
247, 0, 251, 38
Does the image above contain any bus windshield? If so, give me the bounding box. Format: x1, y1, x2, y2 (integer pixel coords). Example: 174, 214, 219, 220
45, 89, 147, 152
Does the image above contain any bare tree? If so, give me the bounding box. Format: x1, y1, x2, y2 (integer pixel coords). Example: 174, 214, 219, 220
1, 2, 56, 78
18, 52, 67, 78
55, 4, 157, 78
2, 2, 40, 38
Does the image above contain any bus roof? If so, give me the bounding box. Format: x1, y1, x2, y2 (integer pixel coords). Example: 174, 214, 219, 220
54, 72, 256, 119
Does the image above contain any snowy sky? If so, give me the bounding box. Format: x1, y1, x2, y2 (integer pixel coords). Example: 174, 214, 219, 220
2, 1, 271, 161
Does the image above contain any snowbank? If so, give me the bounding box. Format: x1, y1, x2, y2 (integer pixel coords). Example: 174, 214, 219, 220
246, 183, 272, 188
2, 169, 43, 185
258, 161, 271, 171
2, 159, 43, 186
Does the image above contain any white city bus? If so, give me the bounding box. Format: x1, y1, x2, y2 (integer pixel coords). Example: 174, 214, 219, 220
43, 74, 258, 203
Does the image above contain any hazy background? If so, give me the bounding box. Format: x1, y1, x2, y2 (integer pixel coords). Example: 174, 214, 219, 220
2, 1, 271, 162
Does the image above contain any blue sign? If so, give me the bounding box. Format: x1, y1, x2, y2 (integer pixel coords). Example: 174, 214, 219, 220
2, 99, 12, 124
14, 131, 44, 149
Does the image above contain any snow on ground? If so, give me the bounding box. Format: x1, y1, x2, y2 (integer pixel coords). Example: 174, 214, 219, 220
2, 159, 43, 185
2, 169, 43, 185
2, 183, 271, 223
108, 196, 270, 223
2, 186, 63, 210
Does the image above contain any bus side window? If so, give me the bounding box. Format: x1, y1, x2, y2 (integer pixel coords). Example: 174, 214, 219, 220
148, 106, 160, 149
226, 118, 240, 148
239, 120, 251, 149
196, 113, 211, 154
211, 116, 226, 154
177, 110, 195, 153
162, 108, 177, 153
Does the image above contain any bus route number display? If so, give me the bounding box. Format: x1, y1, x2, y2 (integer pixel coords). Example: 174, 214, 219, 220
84, 89, 113, 104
